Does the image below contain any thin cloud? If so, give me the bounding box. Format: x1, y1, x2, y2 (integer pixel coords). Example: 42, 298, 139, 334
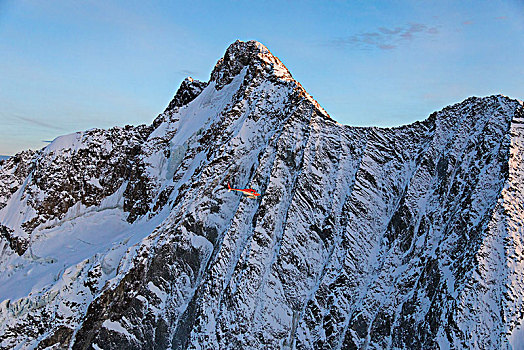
463, 20, 473, 25
13, 115, 65, 131
331, 23, 439, 51
495, 16, 507, 20
178, 69, 197, 77
400, 23, 428, 40
378, 27, 403, 35
379, 44, 396, 50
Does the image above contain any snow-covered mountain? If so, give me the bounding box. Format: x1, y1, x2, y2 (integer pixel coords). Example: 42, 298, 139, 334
1, 40, 523, 349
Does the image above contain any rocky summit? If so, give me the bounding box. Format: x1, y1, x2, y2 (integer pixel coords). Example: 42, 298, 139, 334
1, 40, 523, 349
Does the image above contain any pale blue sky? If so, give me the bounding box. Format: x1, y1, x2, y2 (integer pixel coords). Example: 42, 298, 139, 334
1, 0, 523, 155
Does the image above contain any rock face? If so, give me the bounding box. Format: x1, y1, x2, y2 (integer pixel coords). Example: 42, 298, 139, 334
1, 40, 523, 349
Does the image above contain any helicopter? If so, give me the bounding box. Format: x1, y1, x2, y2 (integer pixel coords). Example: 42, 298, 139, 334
228, 182, 261, 199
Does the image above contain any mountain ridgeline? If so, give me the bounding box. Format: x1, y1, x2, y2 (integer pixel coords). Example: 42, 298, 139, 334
1, 40, 523, 349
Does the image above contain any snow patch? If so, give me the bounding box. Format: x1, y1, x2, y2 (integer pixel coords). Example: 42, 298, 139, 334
147, 281, 167, 304
87, 177, 103, 189
44, 132, 84, 155
191, 235, 212, 252
102, 319, 136, 341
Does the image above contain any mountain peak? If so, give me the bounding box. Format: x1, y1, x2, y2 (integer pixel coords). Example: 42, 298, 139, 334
225, 40, 271, 58
208, 40, 329, 117
210, 40, 293, 89
163, 77, 208, 112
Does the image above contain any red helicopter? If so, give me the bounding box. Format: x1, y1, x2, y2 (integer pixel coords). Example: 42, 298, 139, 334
228, 182, 261, 199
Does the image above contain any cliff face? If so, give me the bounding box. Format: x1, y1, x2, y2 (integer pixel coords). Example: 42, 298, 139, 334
0, 40, 523, 350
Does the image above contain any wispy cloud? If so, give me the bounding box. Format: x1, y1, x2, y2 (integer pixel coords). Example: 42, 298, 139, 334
13, 115, 65, 131
462, 20, 473, 25
331, 23, 439, 51
178, 69, 197, 77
